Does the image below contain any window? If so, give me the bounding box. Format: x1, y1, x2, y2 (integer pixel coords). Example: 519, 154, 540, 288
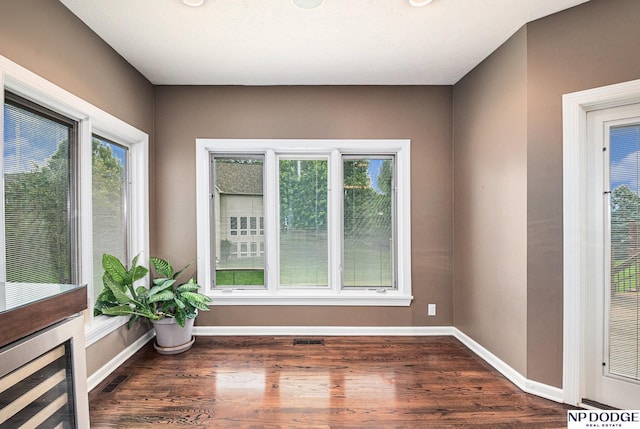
230, 217, 238, 235
279, 158, 328, 288
3, 93, 77, 284
212, 156, 265, 287
240, 217, 248, 235
197, 139, 412, 306
1, 55, 149, 345
92, 136, 129, 301
343, 156, 395, 288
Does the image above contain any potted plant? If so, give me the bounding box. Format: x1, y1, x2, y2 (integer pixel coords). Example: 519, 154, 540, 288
94, 253, 212, 354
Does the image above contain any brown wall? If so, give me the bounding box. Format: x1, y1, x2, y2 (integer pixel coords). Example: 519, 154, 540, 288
453, 28, 528, 376
0, 0, 153, 133
526, 0, 640, 387
5, 0, 639, 393
154, 85, 454, 327
453, 0, 640, 388
0, 0, 155, 378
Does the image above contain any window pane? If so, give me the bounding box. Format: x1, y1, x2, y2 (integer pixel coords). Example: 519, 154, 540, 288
343, 158, 394, 288
240, 216, 247, 235
213, 156, 265, 287
608, 124, 640, 382
250, 217, 257, 235
92, 136, 128, 299
279, 159, 328, 287
3, 98, 74, 283
230, 217, 237, 235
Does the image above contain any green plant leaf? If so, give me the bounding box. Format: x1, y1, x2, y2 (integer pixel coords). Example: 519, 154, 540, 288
124, 253, 148, 285
173, 297, 186, 309
191, 300, 211, 311
131, 264, 149, 282
96, 283, 117, 303
131, 253, 140, 270
174, 309, 187, 327
148, 289, 174, 304
180, 291, 210, 303
136, 286, 149, 298
102, 254, 128, 284
149, 279, 175, 296
106, 281, 133, 304
179, 291, 211, 311
93, 300, 119, 316
150, 257, 173, 278
103, 271, 125, 294
101, 304, 134, 316
176, 281, 200, 292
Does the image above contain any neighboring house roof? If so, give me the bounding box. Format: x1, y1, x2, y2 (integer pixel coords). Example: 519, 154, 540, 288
215, 162, 263, 195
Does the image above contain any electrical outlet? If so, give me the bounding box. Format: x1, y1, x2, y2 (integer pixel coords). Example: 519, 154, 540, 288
428, 304, 436, 316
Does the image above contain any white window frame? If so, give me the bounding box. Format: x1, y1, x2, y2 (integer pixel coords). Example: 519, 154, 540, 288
196, 139, 412, 306
0, 55, 150, 346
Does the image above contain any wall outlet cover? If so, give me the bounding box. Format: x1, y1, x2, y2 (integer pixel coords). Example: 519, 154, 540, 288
428, 304, 436, 316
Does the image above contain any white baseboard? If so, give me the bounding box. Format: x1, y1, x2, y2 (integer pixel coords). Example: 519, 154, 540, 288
193, 325, 455, 336
453, 328, 564, 403
87, 329, 155, 392
524, 378, 564, 403
89, 325, 564, 404
453, 329, 528, 390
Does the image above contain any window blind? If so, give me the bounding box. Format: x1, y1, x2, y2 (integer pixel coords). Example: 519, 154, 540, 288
609, 123, 640, 382
3, 95, 75, 283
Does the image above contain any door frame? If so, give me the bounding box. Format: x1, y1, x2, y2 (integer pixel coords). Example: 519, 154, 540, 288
563, 78, 640, 406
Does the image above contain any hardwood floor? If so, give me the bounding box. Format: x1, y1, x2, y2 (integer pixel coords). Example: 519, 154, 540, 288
89, 336, 574, 428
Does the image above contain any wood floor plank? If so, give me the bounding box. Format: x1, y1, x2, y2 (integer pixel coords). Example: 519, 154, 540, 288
89, 336, 575, 428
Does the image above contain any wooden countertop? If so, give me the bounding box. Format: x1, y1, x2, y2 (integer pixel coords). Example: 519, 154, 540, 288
0, 283, 87, 348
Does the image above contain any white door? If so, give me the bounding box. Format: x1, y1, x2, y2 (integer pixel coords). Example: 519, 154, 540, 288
585, 104, 640, 409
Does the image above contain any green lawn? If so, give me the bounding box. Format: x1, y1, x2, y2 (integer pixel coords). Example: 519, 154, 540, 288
216, 269, 264, 286
612, 261, 639, 292
215, 233, 392, 287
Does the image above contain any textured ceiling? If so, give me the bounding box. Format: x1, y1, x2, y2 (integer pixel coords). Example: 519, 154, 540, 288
59, 0, 589, 85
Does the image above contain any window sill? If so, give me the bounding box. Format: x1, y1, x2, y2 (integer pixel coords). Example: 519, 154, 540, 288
85, 315, 128, 347
207, 289, 413, 306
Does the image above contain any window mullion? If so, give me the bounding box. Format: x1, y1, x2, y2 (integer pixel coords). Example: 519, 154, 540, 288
265, 149, 278, 293
396, 145, 411, 296
128, 140, 149, 268
78, 120, 94, 308
329, 149, 342, 292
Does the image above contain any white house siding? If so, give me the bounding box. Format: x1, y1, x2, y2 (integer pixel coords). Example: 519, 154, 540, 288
218, 194, 264, 262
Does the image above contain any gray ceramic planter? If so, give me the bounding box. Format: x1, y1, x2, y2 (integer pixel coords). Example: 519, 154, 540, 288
152, 317, 195, 354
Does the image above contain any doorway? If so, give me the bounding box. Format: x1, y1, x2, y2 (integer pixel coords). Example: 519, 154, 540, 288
563, 79, 640, 408
562, 80, 640, 409
584, 104, 640, 409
